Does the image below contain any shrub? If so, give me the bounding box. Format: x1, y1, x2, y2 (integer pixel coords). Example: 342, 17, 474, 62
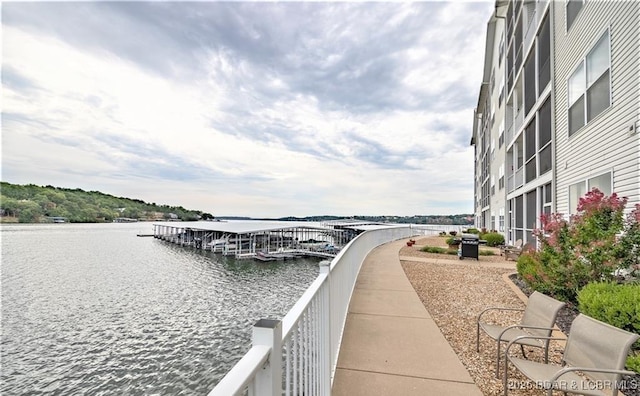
517, 189, 637, 303
482, 232, 505, 247
445, 236, 460, 246
466, 228, 481, 235
577, 282, 640, 334
578, 282, 640, 372
479, 250, 495, 256
420, 246, 447, 254
627, 352, 640, 373
516, 252, 555, 296
419, 246, 459, 255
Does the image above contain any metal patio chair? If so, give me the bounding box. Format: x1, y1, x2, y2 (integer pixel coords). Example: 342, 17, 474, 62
503, 314, 639, 396
501, 239, 523, 261
477, 291, 566, 377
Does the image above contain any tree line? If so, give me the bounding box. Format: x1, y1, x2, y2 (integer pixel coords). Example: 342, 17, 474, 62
0, 182, 213, 223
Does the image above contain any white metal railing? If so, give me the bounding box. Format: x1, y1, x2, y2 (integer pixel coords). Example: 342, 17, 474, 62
506, 122, 514, 148
524, 6, 537, 55
515, 166, 524, 189
514, 108, 524, 134
208, 226, 419, 396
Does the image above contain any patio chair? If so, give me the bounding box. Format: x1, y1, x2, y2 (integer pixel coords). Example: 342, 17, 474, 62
503, 314, 639, 396
477, 291, 566, 377
501, 239, 523, 261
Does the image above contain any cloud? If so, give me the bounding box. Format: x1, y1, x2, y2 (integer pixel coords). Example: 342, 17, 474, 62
1, 1, 494, 217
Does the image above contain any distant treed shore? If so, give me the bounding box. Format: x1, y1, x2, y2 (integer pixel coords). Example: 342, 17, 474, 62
0, 182, 474, 225
0, 182, 208, 223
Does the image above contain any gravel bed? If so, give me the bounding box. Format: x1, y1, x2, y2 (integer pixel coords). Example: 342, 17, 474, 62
400, 235, 639, 396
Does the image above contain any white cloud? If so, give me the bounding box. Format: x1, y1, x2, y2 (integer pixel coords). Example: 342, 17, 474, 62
1, 2, 494, 217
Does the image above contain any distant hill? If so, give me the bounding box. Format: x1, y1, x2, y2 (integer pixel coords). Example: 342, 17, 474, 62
0, 182, 212, 223
271, 215, 474, 225
0, 181, 474, 225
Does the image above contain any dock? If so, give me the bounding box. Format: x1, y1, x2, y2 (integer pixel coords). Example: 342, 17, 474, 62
150, 219, 394, 260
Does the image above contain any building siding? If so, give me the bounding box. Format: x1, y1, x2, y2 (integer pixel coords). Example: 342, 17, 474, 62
553, 0, 639, 214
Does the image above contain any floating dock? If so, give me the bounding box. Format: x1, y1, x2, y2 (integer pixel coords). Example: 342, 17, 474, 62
149, 219, 388, 260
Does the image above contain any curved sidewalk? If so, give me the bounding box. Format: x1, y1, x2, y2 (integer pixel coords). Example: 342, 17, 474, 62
332, 238, 483, 396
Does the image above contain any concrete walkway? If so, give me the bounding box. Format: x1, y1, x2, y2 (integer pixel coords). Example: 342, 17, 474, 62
332, 239, 484, 396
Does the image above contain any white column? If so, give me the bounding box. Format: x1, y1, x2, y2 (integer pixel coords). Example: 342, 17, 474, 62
251, 319, 282, 396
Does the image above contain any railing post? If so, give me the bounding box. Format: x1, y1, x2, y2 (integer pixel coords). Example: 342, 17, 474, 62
319, 261, 331, 395
251, 319, 282, 396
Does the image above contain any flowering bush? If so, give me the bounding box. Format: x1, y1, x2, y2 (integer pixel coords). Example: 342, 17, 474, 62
615, 203, 640, 274
517, 188, 639, 302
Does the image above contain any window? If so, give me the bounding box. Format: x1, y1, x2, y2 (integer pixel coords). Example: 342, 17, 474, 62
568, 172, 612, 213
538, 15, 551, 93
526, 190, 537, 230
567, 0, 585, 31
542, 183, 552, 217
538, 98, 552, 176
524, 50, 536, 116
525, 118, 536, 183
568, 30, 611, 136
490, 70, 495, 93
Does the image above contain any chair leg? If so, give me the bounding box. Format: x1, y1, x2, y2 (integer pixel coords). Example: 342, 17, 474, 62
520, 344, 527, 359
477, 323, 480, 352
503, 354, 510, 396
496, 341, 501, 378
544, 341, 549, 363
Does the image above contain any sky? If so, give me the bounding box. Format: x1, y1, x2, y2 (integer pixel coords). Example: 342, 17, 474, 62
1, 1, 494, 218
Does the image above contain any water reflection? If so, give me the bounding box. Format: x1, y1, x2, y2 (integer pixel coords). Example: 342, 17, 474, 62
1, 223, 319, 395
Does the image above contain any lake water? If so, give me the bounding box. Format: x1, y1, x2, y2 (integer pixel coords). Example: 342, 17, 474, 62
1, 223, 321, 395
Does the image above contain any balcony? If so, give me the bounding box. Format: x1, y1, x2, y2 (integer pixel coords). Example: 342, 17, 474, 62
514, 108, 524, 135
515, 166, 524, 190
524, 8, 537, 55
507, 166, 525, 193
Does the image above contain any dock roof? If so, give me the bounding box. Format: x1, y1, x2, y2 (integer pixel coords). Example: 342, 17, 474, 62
152, 220, 334, 234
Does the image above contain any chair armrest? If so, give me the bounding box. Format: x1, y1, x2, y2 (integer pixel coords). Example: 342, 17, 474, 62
550, 366, 638, 383
477, 307, 524, 324
505, 335, 565, 356
497, 324, 556, 342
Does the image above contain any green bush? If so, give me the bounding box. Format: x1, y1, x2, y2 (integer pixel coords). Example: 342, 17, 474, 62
466, 228, 481, 235
481, 232, 505, 247
627, 352, 640, 373
577, 282, 640, 334
419, 246, 458, 255
421, 246, 447, 254
479, 250, 495, 256
445, 237, 460, 246
516, 252, 555, 296
516, 190, 639, 303
578, 282, 640, 372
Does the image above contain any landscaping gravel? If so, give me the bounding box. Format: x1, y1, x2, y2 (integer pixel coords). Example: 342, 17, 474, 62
400, 235, 638, 396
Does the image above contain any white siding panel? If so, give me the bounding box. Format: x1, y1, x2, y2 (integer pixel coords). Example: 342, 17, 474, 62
554, 0, 640, 214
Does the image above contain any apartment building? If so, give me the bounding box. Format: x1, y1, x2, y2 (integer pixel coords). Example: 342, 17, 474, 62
472, 0, 640, 246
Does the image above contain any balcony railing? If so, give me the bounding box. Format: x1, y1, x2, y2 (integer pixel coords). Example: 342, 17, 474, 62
208, 226, 420, 396
515, 166, 524, 190
514, 108, 524, 134
507, 166, 525, 193
524, 8, 537, 55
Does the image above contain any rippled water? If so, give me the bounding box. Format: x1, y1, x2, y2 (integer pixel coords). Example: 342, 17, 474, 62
1, 223, 320, 395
